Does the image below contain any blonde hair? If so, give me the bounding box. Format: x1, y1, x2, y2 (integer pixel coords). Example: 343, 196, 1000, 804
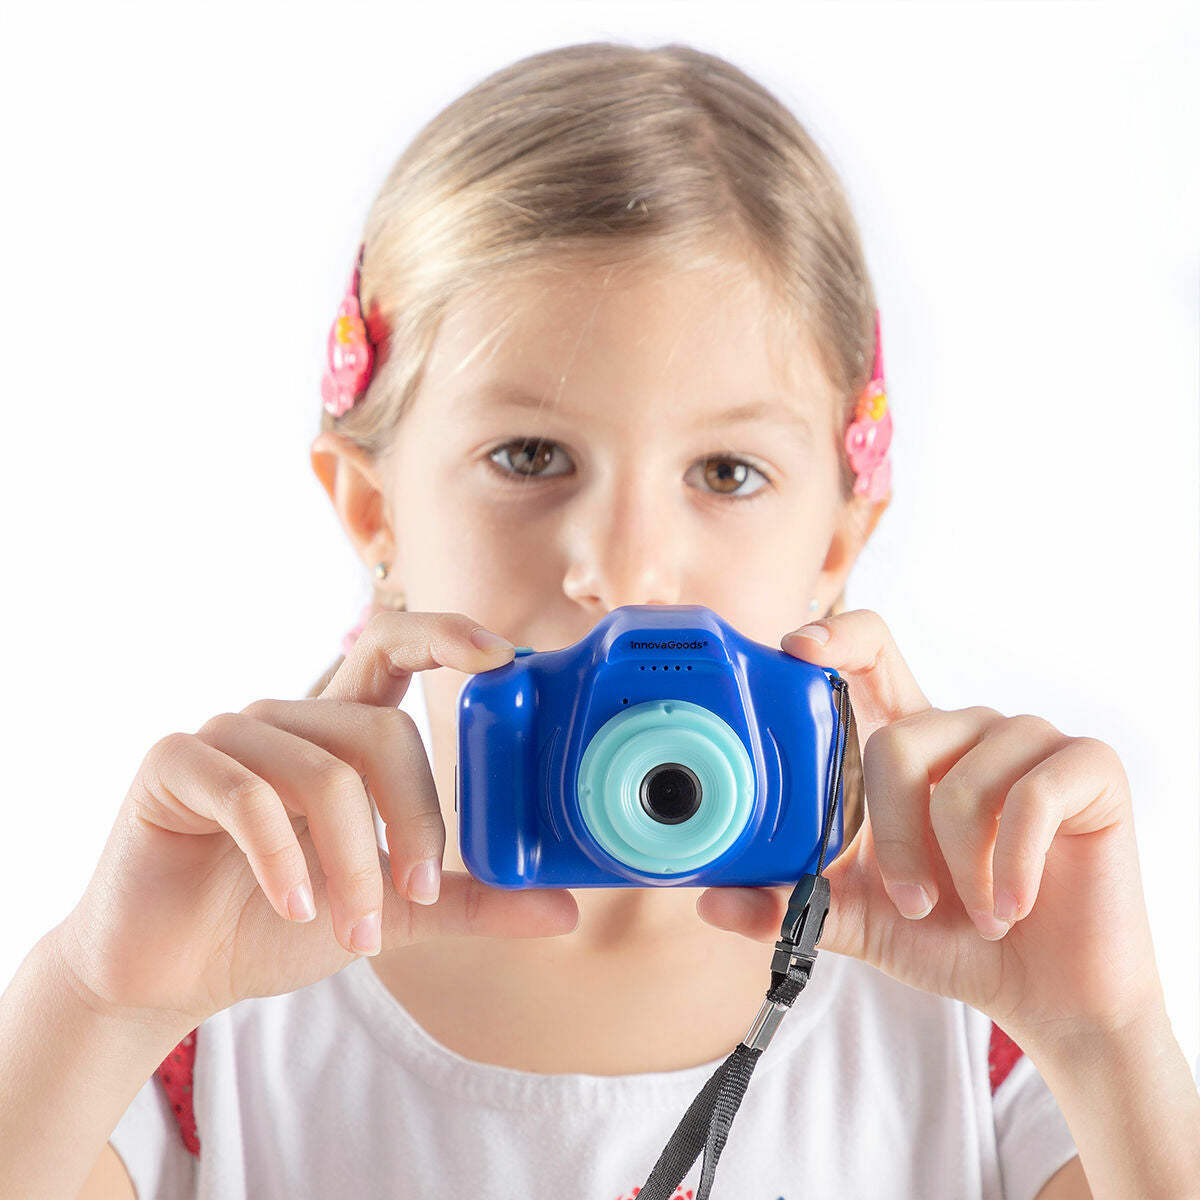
309, 40, 878, 707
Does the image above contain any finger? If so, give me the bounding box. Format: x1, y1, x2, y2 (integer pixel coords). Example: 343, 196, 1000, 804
863, 705, 1007, 920
320, 610, 515, 709
781, 609, 932, 740
694, 874, 882, 971
695, 884, 785, 943
384, 868, 580, 949
241, 697, 443, 906
136, 731, 316, 928
196, 712, 385, 956
694, 712, 1015, 953
928, 713, 1068, 939
989, 735, 1128, 930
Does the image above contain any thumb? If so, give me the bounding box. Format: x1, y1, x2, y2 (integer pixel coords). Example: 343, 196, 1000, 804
381, 868, 580, 949
695, 842, 869, 962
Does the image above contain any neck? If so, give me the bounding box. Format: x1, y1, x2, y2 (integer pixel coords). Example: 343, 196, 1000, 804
370, 904, 775, 1074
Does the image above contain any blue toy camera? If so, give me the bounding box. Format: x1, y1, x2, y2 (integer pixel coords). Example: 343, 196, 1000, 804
455, 604, 852, 889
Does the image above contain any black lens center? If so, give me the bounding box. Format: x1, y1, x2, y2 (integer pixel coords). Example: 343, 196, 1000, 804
639, 763, 702, 825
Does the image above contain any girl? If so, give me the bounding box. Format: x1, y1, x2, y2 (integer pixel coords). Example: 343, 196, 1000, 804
3, 41, 1197, 1200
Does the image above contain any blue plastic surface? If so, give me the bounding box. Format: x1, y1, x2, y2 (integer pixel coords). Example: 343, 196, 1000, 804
456, 604, 846, 888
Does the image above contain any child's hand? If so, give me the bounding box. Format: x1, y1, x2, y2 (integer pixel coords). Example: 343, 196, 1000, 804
53, 611, 580, 1032
696, 609, 1166, 1050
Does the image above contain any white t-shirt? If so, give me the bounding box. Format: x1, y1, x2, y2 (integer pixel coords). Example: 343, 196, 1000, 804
109, 945, 1078, 1199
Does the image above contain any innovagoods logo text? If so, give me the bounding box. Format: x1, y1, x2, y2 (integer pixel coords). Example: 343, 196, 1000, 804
628, 639, 709, 650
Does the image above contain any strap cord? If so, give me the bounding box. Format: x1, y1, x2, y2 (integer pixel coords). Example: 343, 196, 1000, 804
636, 675, 854, 1200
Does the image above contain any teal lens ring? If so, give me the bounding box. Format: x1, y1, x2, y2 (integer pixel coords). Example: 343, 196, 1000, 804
576, 700, 755, 875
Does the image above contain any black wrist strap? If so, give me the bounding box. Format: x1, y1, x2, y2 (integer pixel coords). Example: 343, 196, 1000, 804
637, 676, 854, 1200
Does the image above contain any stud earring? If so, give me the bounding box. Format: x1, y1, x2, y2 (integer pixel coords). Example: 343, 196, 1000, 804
374, 562, 388, 581
808, 597, 819, 614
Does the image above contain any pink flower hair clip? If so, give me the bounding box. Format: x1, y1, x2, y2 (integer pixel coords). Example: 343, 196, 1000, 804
843, 309, 892, 502
321, 243, 376, 418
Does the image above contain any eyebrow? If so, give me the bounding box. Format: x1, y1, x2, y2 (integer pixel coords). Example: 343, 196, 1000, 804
457, 382, 815, 438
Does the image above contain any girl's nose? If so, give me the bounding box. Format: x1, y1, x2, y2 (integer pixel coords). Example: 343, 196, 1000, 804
561, 475, 684, 612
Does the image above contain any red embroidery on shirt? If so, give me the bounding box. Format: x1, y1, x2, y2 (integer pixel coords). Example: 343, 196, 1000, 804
988, 1021, 1024, 1093
156, 1028, 200, 1156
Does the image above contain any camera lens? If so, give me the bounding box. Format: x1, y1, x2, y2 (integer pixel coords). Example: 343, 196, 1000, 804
639, 763, 702, 825
577, 700, 755, 874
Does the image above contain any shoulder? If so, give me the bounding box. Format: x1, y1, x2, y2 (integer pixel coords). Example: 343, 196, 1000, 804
152, 965, 373, 1160
816, 955, 1031, 1101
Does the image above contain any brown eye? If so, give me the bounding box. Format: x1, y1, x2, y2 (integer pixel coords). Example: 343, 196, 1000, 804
690, 456, 769, 500
489, 438, 567, 478
704, 458, 749, 494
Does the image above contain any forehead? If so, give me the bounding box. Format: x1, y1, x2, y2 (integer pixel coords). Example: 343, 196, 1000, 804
423, 254, 836, 416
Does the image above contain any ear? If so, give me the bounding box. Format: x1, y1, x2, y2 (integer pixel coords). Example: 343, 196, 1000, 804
815, 492, 890, 599
310, 430, 394, 569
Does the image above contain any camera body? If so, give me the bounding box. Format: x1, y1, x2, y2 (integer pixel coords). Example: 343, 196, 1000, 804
456, 604, 848, 889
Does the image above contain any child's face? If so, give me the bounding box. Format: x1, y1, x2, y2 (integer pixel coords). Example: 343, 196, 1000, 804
380, 255, 875, 659
319, 254, 880, 850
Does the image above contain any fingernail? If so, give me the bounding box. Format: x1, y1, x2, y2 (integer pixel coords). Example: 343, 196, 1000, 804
286, 884, 316, 923
789, 623, 829, 646
994, 891, 1021, 923
471, 627, 515, 653
407, 858, 441, 905
350, 910, 382, 956
972, 909, 1012, 941
889, 883, 933, 920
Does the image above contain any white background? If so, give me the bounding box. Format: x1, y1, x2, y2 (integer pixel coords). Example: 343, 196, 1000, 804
1, 0, 1197, 1078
